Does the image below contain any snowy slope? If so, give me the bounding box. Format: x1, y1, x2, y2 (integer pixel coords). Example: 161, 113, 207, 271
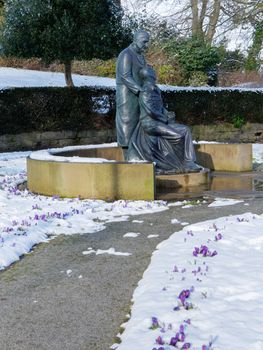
0, 67, 116, 89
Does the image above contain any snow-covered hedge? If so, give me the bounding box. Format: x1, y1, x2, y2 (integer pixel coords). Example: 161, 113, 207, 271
0, 87, 115, 135
162, 88, 263, 125
1, 86, 263, 135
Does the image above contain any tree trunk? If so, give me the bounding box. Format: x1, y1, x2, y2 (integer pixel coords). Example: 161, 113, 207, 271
206, 0, 221, 45
64, 61, 74, 87
191, 0, 200, 38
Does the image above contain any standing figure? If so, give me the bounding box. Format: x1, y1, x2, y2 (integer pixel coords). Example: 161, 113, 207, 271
116, 30, 150, 148
126, 66, 202, 174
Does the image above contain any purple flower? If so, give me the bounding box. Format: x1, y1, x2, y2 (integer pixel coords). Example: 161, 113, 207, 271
178, 289, 192, 308
200, 245, 209, 256
215, 233, 222, 241
184, 319, 191, 325
181, 343, 191, 349
202, 346, 208, 350
178, 333, 185, 342
155, 336, 165, 345
193, 247, 199, 256
173, 265, 179, 272
3, 227, 13, 233
151, 317, 159, 328
170, 336, 178, 346
193, 245, 218, 258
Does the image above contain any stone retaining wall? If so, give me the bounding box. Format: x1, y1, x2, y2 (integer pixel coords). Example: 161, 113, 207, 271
0, 129, 116, 152
192, 123, 263, 143
1, 123, 263, 152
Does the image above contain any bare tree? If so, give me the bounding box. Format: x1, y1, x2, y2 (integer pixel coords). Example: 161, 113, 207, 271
122, 0, 263, 46
190, 0, 221, 43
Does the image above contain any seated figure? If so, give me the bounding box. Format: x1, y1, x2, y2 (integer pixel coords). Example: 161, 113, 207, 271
126, 66, 202, 174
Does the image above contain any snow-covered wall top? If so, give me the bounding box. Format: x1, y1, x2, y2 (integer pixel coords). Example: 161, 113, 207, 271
1, 68, 263, 93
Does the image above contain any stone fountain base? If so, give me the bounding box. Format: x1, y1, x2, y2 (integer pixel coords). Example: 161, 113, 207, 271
27, 143, 252, 200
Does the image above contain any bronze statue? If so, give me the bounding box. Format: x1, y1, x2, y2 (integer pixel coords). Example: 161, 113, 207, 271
116, 30, 150, 148
126, 66, 202, 174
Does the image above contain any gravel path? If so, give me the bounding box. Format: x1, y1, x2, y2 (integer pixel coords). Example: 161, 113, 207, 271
1, 197, 263, 350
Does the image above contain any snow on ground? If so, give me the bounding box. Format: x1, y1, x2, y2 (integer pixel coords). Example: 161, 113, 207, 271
1, 67, 263, 92
1, 143, 263, 348
83, 247, 132, 256
2, 142, 263, 271
123, 232, 141, 238
0, 67, 115, 89
116, 212, 263, 350
253, 144, 263, 163
0, 150, 167, 270
1, 65, 263, 349
208, 198, 244, 207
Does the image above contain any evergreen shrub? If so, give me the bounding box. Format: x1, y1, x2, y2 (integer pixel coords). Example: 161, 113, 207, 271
1, 86, 263, 135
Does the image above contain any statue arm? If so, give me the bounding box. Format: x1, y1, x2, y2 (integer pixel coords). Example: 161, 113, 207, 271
118, 52, 142, 95
140, 93, 168, 124
156, 85, 175, 121
163, 108, 176, 121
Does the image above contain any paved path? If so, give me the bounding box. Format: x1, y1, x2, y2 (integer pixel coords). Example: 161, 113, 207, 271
1, 197, 263, 350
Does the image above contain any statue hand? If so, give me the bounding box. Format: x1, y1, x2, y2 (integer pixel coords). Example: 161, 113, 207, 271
159, 116, 168, 124
167, 111, 176, 120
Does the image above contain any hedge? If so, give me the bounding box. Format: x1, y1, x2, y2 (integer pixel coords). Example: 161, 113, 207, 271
1, 86, 263, 135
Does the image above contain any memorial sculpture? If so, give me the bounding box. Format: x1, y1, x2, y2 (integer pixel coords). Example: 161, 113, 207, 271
116, 31, 202, 174
116, 30, 150, 148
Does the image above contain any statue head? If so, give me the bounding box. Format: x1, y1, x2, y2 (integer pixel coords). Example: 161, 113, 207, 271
133, 30, 150, 53
140, 65, 156, 83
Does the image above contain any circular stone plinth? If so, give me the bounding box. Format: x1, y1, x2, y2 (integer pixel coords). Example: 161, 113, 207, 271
27, 145, 155, 201
156, 168, 210, 190
27, 144, 211, 201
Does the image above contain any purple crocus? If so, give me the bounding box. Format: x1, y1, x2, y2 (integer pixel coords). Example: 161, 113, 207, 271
193, 245, 218, 258
200, 245, 209, 256
215, 233, 222, 241
155, 336, 165, 345
173, 265, 179, 272
151, 316, 159, 329
178, 289, 191, 305
181, 343, 191, 349
170, 336, 178, 346
193, 247, 199, 256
